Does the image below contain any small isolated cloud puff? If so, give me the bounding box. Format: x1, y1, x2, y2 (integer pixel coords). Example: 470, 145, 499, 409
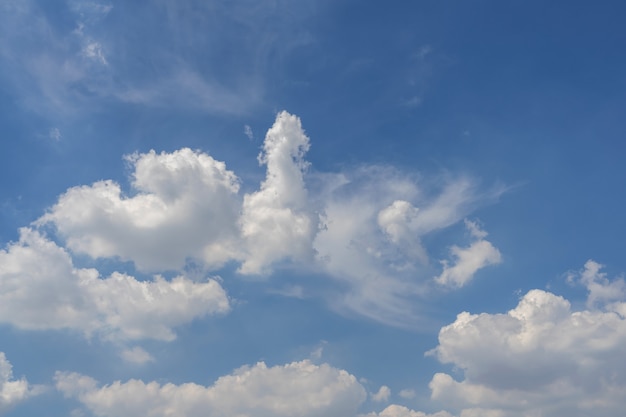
434, 220, 501, 288
568, 259, 626, 307
371, 385, 391, 402
428, 275, 626, 417
244, 124, 254, 140
55, 360, 366, 417
0, 352, 40, 413
0, 228, 230, 341
119, 347, 154, 365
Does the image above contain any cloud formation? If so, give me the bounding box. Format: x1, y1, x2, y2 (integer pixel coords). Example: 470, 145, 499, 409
435, 220, 501, 288
0, 352, 39, 413
39, 148, 242, 272
0, 228, 229, 341
361, 405, 453, 417
428, 268, 626, 416
239, 111, 318, 274
56, 360, 367, 417
32, 111, 501, 328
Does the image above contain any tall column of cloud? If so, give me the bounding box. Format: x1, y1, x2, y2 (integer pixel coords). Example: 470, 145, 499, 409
55, 360, 366, 417
427, 265, 626, 417
0, 352, 39, 413
0, 228, 230, 342
38, 148, 241, 272
239, 111, 318, 274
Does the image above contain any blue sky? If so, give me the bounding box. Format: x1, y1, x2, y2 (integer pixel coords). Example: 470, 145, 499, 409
1, 1, 626, 416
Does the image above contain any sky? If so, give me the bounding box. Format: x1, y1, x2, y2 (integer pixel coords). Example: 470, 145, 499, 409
1, 0, 626, 416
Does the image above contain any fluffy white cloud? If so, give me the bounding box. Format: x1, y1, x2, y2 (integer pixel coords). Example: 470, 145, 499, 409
371, 385, 391, 402
0, 228, 229, 341
55, 360, 366, 417
434, 220, 501, 288
569, 259, 626, 307
361, 405, 454, 417
0, 352, 39, 413
428, 268, 626, 417
119, 347, 154, 365
239, 111, 318, 274
38, 148, 242, 272
31, 111, 502, 328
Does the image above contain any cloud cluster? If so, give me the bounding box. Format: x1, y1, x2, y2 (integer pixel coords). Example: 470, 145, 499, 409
0, 228, 229, 341
55, 359, 456, 417
0, 352, 39, 413
428, 265, 626, 417
312, 167, 501, 325
56, 360, 367, 417
32, 111, 501, 329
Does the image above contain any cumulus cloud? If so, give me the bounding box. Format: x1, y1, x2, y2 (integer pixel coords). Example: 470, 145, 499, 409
119, 347, 154, 365
0, 352, 40, 413
31, 111, 502, 328
434, 220, 501, 288
371, 385, 391, 402
361, 405, 454, 417
55, 360, 366, 417
0, 228, 229, 341
427, 278, 626, 417
38, 148, 242, 272
568, 259, 626, 307
239, 111, 318, 274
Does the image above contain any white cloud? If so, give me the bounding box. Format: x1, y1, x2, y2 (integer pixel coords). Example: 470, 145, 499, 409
398, 389, 416, 399
434, 220, 501, 288
378, 200, 427, 264
0, 352, 40, 413
38, 148, 242, 272
239, 111, 318, 274
55, 360, 366, 417
361, 405, 454, 417
119, 347, 154, 365
428, 278, 626, 417
371, 385, 391, 402
33, 111, 502, 328
0, 228, 230, 341
82, 41, 107, 65
314, 171, 502, 326
244, 124, 254, 140
568, 259, 626, 307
